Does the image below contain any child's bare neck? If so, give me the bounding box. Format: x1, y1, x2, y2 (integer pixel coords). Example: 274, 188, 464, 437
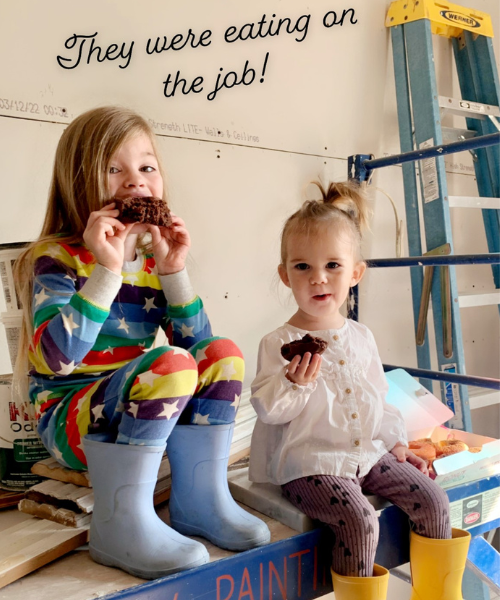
287, 311, 345, 332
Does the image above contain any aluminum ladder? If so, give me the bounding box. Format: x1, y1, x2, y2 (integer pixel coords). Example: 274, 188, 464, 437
386, 0, 499, 432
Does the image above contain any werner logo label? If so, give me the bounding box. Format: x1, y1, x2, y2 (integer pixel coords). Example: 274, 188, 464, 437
464, 512, 480, 525
439, 11, 481, 28
462, 494, 482, 529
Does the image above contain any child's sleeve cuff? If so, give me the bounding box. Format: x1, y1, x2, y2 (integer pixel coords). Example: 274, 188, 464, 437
159, 268, 196, 306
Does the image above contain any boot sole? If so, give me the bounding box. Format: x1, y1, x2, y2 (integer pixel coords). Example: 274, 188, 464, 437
171, 521, 271, 551
89, 545, 208, 579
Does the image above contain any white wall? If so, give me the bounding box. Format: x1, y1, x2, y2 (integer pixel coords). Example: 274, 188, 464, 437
0, 0, 498, 435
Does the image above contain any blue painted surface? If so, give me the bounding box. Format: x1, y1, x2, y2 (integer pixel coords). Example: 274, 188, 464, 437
99, 528, 333, 600
467, 536, 500, 590
94, 475, 500, 599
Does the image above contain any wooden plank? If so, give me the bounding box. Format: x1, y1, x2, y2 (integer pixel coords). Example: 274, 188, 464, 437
0, 514, 89, 589
18, 498, 91, 528
31, 457, 91, 487
0, 489, 24, 510
26, 480, 94, 513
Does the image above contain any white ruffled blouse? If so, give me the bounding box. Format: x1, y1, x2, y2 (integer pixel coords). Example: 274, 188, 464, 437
249, 319, 408, 485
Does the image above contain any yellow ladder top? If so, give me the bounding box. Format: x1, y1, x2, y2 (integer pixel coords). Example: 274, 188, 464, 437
386, 0, 494, 38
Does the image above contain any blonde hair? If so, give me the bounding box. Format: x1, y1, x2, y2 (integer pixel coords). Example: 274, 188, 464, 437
13, 106, 167, 403
280, 180, 370, 265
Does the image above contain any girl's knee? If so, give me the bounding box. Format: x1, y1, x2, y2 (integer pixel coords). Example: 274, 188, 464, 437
129, 346, 198, 400
191, 337, 243, 362
146, 345, 198, 372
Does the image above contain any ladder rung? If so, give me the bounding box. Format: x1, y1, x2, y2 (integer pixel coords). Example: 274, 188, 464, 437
441, 127, 476, 143
458, 292, 500, 308
468, 387, 500, 410
439, 96, 500, 120
449, 196, 500, 209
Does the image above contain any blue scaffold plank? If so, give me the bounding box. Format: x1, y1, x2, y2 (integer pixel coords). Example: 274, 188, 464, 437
98, 529, 334, 600
466, 535, 500, 594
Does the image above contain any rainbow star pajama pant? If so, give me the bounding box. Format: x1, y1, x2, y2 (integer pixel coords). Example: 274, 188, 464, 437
36, 337, 244, 470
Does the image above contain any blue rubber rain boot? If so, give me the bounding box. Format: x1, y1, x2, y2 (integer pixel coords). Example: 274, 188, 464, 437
167, 423, 271, 551
84, 434, 209, 579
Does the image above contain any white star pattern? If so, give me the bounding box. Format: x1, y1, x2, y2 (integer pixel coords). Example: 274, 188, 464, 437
143, 297, 157, 313
221, 361, 237, 381
56, 360, 76, 376
77, 442, 85, 454
231, 394, 240, 409
195, 347, 208, 362
37, 390, 53, 404
48, 246, 64, 259
117, 317, 130, 334
157, 400, 179, 420
180, 323, 195, 338
192, 412, 210, 425
76, 394, 88, 411
124, 274, 138, 286
137, 370, 161, 388
172, 347, 189, 357
34, 288, 49, 306
92, 404, 105, 420
128, 403, 139, 418
124, 369, 135, 381
61, 312, 80, 335
103, 347, 115, 355
52, 446, 64, 462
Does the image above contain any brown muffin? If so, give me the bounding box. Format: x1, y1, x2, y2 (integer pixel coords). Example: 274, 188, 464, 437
281, 334, 328, 361
114, 197, 172, 227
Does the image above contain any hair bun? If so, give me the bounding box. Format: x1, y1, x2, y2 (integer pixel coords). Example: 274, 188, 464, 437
313, 180, 369, 231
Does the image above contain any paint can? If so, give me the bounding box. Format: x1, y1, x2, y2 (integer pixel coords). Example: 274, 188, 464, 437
0, 376, 49, 490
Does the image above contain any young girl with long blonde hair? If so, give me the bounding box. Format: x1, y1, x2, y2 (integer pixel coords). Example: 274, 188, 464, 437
14, 106, 269, 580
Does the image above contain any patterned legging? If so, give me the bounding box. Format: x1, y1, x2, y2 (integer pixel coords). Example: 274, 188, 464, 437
37, 337, 244, 470
282, 452, 451, 577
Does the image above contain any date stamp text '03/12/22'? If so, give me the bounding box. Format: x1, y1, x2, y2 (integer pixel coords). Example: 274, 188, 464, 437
0, 99, 70, 118
148, 119, 260, 143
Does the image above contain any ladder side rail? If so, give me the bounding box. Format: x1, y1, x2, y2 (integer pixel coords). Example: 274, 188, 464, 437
391, 24, 433, 385
453, 32, 500, 288
405, 18, 472, 431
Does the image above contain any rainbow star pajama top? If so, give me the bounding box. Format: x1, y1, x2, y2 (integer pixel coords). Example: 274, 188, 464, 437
28, 242, 244, 470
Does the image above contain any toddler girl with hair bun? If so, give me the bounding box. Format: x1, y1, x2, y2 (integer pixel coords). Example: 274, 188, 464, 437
249, 181, 470, 600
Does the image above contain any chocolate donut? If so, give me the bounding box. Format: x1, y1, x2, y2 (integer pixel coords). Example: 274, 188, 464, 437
114, 197, 172, 227
280, 334, 328, 361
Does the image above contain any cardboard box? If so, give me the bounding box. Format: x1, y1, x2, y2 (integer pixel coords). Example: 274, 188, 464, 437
385, 369, 500, 490
0, 245, 25, 313
0, 311, 22, 371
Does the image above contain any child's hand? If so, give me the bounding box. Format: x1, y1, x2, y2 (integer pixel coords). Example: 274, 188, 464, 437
83, 203, 135, 274
147, 214, 191, 275
285, 352, 322, 386
391, 443, 429, 476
